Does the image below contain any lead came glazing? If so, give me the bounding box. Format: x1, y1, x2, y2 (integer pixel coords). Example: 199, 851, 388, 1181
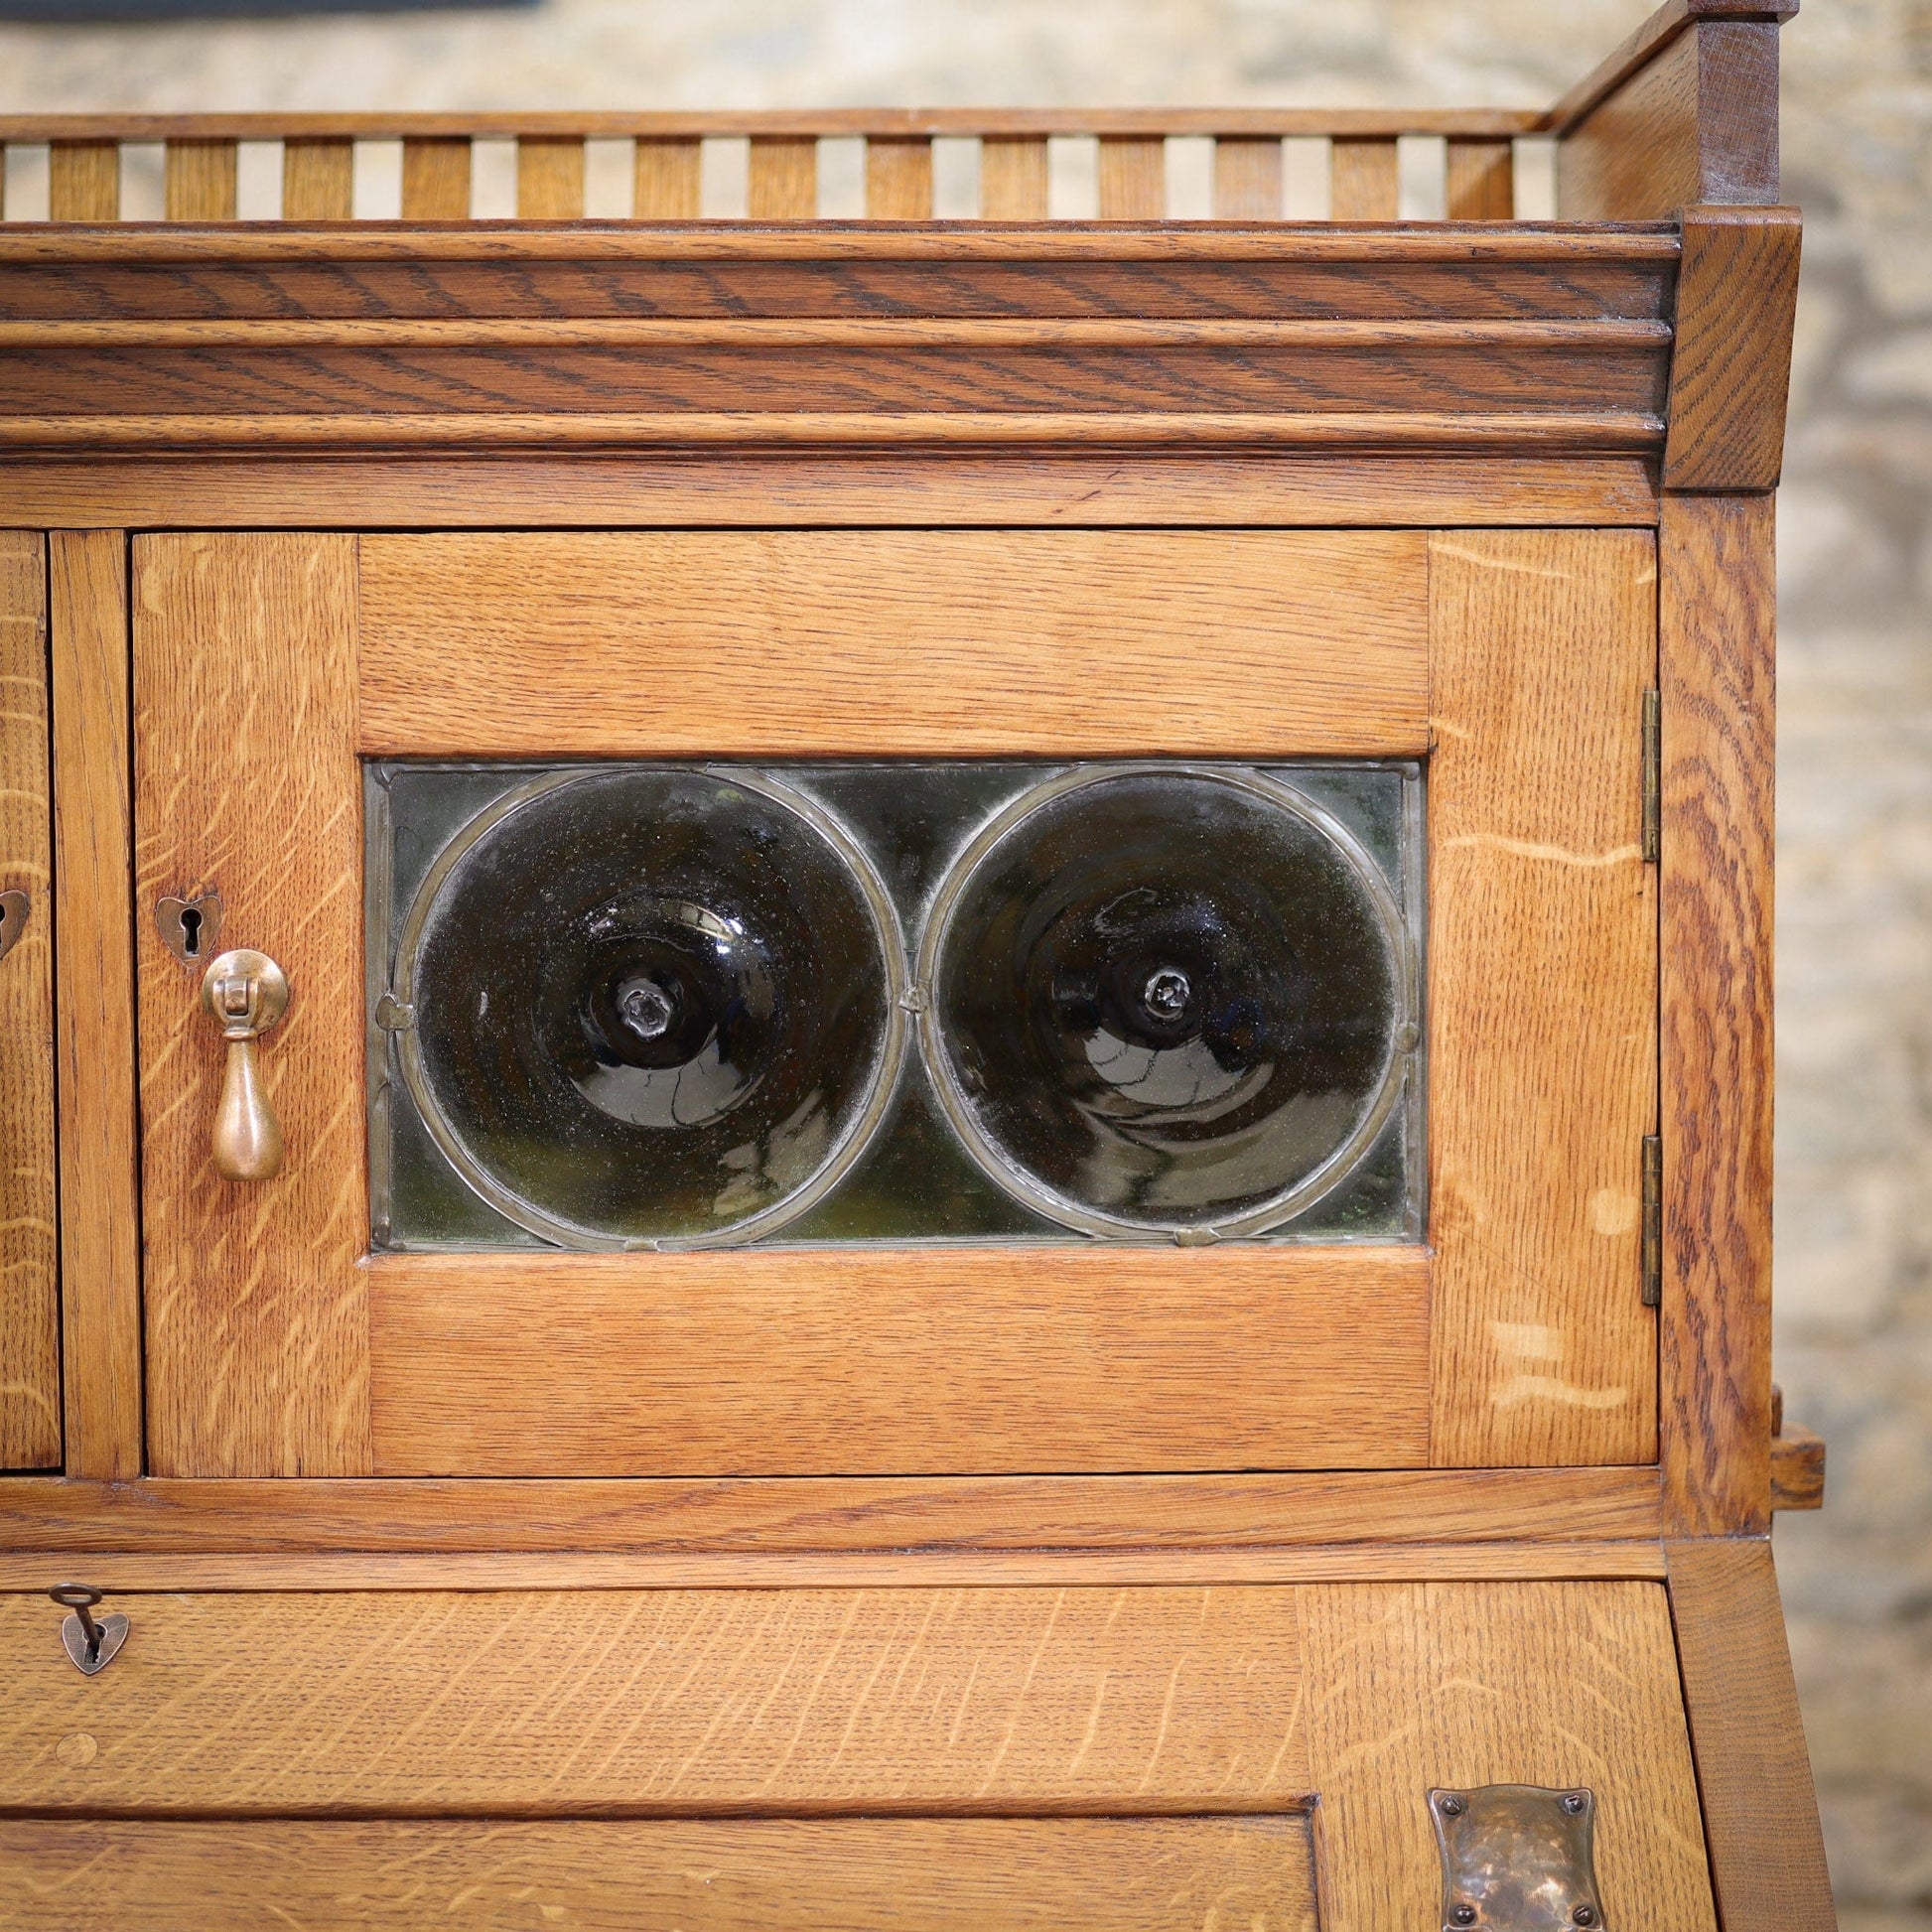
400, 767, 901, 1248
923, 767, 1406, 1237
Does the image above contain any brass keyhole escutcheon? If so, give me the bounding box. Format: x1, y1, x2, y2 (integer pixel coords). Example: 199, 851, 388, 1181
201, 948, 291, 1181
0, 889, 29, 967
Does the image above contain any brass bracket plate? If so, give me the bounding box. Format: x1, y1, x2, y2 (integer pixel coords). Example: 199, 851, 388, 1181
1432, 1785, 1605, 1932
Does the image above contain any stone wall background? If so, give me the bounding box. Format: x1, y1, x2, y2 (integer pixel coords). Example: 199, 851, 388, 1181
5, 0, 1928, 1920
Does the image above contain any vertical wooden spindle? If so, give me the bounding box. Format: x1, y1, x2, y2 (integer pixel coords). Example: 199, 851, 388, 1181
1329, 137, 1399, 219
748, 137, 816, 218
516, 136, 585, 218
1097, 136, 1165, 218
979, 136, 1047, 218
165, 139, 238, 220
1447, 138, 1516, 220
50, 141, 119, 221
865, 137, 933, 218
1212, 137, 1282, 219
282, 138, 353, 220
402, 138, 473, 219
634, 137, 701, 218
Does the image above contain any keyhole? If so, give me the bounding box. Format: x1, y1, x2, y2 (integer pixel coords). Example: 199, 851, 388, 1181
180, 906, 203, 958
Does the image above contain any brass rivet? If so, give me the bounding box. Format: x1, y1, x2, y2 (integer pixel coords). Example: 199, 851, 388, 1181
1573, 1908, 1597, 1927
1451, 1906, 1477, 1926
57, 1731, 97, 1768
1438, 1793, 1466, 1816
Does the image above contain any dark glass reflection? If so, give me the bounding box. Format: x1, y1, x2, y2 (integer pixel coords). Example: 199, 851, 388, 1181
408, 768, 896, 1244
930, 769, 1400, 1231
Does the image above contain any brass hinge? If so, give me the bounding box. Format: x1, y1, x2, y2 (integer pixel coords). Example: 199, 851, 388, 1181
1641, 688, 1661, 864
1641, 1133, 1662, 1308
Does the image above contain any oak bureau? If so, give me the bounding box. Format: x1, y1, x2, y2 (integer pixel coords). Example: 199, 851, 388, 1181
0, 3, 1833, 1926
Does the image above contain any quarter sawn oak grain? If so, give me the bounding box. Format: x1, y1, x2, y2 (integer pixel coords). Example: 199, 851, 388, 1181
357, 529, 1429, 759
134, 534, 369, 1478
51, 529, 142, 1480
0, 1817, 1321, 1932
0, 533, 58, 1470
1427, 529, 1659, 1468
368, 1248, 1430, 1477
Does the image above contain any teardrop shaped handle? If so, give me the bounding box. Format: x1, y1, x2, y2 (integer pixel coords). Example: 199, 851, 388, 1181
200, 948, 290, 1181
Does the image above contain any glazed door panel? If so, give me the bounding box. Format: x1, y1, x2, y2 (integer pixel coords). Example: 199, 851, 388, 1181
0, 532, 57, 1470
131, 528, 1652, 1478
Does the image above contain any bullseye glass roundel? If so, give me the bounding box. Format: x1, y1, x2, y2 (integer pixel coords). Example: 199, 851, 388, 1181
398, 767, 902, 1248
922, 765, 1407, 1238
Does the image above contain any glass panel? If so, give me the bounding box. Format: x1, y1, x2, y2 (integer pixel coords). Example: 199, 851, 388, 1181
922, 766, 1407, 1238
370, 759, 1424, 1251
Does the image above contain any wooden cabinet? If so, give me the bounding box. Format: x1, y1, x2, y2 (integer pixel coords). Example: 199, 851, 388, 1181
0, 2, 1835, 1925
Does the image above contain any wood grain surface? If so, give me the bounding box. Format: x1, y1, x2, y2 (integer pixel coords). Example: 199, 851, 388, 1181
1665, 204, 1802, 489
634, 138, 701, 219
401, 137, 472, 220
516, 137, 586, 219
49, 531, 141, 1481
0, 534, 58, 1471
866, 138, 934, 219
1447, 139, 1514, 220
0, 227, 1678, 318
1770, 1423, 1827, 1511
0, 1578, 1721, 1932
1427, 530, 1658, 1466
281, 138, 353, 221
358, 529, 1428, 759
0, 454, 1665, 534
133, 534, 369, 1477
749, 137, 816, 219
0, 1542, 1671, 1592
1545, 0, 1798, 136
1214, 138, 1283, 219
368, 1249, 1430, 1477
1660, 495, 1775, 1535
1666, 1539, 1835, 1932
4, 108, 1550, 141
0, 1466, 1667, 1554
48, 140, 118, 221
1558, 18, 1782, 218
1097, 138, 1165, 219
0, 1585, 1312, 1814
0, 224, 1678, 458
1329, 139, 1399, 220
0, 1816, 1320, 1932
980, 138, 1049, 219
162, 139, 236, 221
1301, 1581, 1716, 1932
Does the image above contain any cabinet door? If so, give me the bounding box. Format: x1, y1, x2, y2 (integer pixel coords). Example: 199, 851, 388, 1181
0, 533, 57, 1470
131, 529, 1652, 1479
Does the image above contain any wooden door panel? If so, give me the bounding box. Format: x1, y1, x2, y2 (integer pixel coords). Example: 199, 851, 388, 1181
1426, 529, 1659, 1466
0, 533, 57, 1469
133, 532, 367, 1477
0, 1580, 1714, 1932
357, 528, 1431, 759
130, 527, 1655, 1477
368, 1246, 1430, 1475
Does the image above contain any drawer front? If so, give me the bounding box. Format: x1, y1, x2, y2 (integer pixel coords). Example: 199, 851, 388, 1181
128, 529, 1655, 1479
1, 1580, 1714, 1932
0, 1817, 1319, 1932
0, 532, 56, 1470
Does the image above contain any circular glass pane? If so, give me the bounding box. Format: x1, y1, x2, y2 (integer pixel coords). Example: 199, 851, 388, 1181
922, 766, 1407, 1237
396, 767, 902, 1249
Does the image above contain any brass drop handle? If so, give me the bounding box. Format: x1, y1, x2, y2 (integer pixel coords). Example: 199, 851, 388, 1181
201, 948, 290, 1181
